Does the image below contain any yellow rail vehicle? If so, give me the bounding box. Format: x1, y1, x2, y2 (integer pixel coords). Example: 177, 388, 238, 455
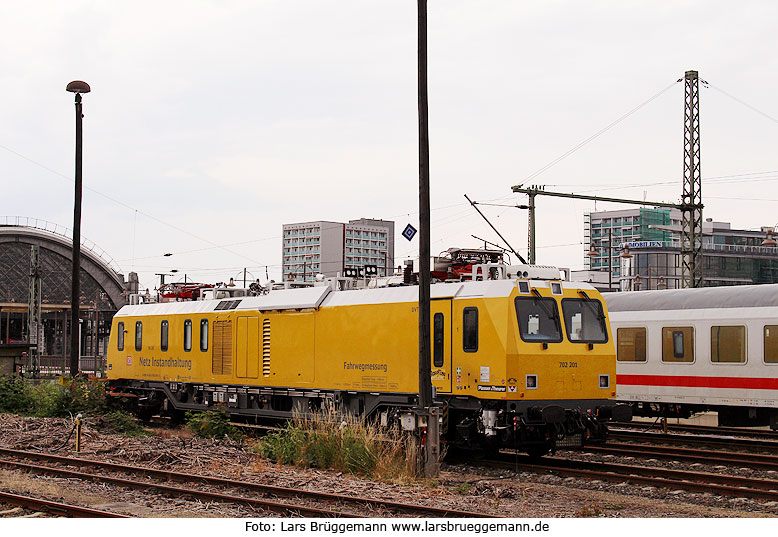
107, 276, 629, 454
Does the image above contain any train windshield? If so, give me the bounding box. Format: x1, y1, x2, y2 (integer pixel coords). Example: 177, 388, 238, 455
561, 298, 608, 343
514, 296, 563, 342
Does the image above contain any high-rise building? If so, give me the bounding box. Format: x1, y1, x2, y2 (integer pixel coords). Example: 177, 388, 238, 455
580, 208, 778, 290
282, 219, 395, 281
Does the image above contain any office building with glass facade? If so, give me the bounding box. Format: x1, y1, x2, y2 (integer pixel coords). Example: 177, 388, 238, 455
582, 208, 778, 290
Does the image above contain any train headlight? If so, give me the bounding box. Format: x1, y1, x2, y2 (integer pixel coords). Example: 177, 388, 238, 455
599, 375, 610, 389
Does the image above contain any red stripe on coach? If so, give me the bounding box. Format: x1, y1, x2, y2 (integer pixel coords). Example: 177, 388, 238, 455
617, 374, 778, 390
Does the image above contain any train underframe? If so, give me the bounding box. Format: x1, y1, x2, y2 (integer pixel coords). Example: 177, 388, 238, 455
108, 379, 631, 455
626, 401, 778, 430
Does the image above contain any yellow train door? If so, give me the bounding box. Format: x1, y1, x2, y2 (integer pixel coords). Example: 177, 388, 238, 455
430, 298, 452, 394
235, 316, 259, 379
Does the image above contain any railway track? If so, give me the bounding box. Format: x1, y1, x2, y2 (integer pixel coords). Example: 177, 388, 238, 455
611, 422, 778, 441
481, 454, 778, 503
609, 428, 778, 450
585, 442, 778, 471
0, 491, 127, 518
0, 447, 492, 518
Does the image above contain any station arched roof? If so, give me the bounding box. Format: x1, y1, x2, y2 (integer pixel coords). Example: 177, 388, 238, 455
0, 217, 128, 311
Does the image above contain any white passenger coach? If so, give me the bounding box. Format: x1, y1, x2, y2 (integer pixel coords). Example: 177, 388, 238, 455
606, 284, 778, 429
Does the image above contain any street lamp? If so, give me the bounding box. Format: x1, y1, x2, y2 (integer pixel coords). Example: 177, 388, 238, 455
66, 80, 90, 378
587, 227, 617, 292
762, 226, 777, 247
303, 254, 312, 282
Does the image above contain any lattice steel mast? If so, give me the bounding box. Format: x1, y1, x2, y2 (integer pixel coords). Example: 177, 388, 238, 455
681, 70, 704, 288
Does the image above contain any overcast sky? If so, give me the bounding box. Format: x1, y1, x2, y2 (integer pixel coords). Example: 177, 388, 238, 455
2, 1, 777, 291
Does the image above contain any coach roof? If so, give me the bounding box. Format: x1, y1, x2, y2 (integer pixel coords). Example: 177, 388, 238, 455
605, 283, 778, 312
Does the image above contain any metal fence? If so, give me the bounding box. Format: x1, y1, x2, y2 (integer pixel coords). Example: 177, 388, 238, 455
36, 355, 107, 377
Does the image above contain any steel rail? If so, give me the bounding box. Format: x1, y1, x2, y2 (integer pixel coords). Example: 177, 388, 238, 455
0, 447, 492, 518
0, 490, 128, 518
610, 429, 778, 449
0, 458, 351, 517
484, 456, 778, 502
610, 422, 778, 440
584, 442, 778, 471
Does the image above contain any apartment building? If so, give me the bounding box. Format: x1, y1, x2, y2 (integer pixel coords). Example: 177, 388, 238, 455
282, 218, 395, 281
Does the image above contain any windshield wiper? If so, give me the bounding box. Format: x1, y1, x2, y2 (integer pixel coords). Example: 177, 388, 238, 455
578, 290, 605, 321
532, 289, 558, 321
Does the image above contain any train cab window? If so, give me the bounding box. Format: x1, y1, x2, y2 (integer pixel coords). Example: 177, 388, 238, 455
515, 297, 562, 342
200, 319, 209, 352
662, 327, 694, 362
117, 322, 124, 351
765, 326, 778, 364
617, 327, 646, 362
561, 298, 608, 344
134, 321, 143, 352
433, 313, 445, 367
463, 307, 478, 352
160, 320, 169, 352
711, 326, 746, 363
184, 319, 192, 352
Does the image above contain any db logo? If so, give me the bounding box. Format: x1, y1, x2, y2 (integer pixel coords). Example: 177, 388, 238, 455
126, 356, 132, 366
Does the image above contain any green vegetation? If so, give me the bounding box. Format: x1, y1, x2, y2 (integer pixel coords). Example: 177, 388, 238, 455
98, 410, 150, 437
451, 482, 472, 495
0, 375, 36, 414
185, 409, 242, 441
258, 413, 418, 480
0, 375, 108, 417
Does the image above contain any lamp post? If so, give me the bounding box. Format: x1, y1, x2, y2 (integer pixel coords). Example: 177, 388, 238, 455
762, 225, 778, 247
587, 228, 617, 292
303, 255, 312, 283
416, 0, 438, 477
66, 80, 90, 378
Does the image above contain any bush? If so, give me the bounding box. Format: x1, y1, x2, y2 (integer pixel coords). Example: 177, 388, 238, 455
38, 378, 108, 417
186, 410, 242, 441
0, 376, 109, 418
99, 410, 150, 437
259, 413, 417, 480
0, 375, 35, 414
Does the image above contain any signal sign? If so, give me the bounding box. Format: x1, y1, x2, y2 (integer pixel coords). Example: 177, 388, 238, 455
402, 224, 417, 241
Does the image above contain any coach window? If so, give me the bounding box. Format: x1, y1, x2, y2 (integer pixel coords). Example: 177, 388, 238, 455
200, 319, 209, 352
617, 327, 646, 362
160, 320, 169, 352
134, 321, 143, 352
117, 322, 124, 351
662, 326, 694, 362
433, 313, 445, 367
183, 319, 192, 352
765, 326, 778, 364
711, 326, 746, 363
515, 297, 562, 343
463, 307, 478, 352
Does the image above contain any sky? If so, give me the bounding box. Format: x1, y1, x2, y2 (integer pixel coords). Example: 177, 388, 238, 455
2, 0, 778, 292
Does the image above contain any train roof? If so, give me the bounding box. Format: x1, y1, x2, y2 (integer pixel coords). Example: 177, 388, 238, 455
115, 279, 598, 317
605, 283, 778, 312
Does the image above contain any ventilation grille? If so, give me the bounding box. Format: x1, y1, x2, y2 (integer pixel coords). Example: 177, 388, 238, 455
215, 299, 242, 311
262, 318, 271, 377
213, 320, 233, 375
